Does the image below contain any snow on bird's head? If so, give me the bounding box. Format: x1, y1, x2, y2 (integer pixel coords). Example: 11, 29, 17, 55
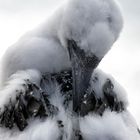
59, 0, 123, 59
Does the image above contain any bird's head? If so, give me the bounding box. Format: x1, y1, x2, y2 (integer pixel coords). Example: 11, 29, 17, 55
58, 0, 123, 113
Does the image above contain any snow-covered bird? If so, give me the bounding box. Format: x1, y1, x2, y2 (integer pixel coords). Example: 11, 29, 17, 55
1, 0, 123, 112
0, 0, 139, 139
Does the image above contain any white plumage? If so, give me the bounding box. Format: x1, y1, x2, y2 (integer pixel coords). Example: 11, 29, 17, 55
0, 0, 139, 140
1, 0, 123, 85
0, 69, 139, 140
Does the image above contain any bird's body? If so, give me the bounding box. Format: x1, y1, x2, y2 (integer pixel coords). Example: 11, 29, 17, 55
1, 37, 70, 84
0, 69, 139, 140
0, 0, 139, 140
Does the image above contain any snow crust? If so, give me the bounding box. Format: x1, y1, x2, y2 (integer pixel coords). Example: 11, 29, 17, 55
1, 0, 123, 84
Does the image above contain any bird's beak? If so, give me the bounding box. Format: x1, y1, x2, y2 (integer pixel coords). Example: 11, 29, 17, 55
67, 40, 100, 114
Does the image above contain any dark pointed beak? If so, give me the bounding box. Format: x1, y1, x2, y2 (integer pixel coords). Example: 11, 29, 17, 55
67, 40, 100, 114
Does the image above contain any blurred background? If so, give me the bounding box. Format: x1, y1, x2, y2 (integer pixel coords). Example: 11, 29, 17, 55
0, 0, 140, 125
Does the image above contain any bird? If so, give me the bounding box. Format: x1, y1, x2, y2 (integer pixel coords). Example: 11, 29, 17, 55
0, 0, 123, 112
0, 69, 139, 140
0, 0, 139, 139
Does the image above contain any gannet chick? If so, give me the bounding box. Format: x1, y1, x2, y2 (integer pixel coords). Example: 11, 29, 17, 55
1, 0, 123, 112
